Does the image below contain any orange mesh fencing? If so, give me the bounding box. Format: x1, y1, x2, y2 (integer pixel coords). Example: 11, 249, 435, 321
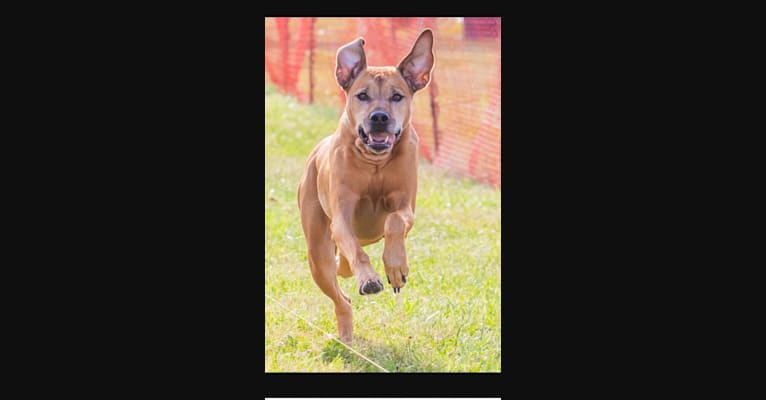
265, 17, 501, 188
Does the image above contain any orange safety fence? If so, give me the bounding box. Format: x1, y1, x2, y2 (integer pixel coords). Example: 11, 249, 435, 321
265, 17, 501, 188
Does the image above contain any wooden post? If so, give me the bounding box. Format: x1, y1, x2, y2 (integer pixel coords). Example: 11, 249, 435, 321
308, 17, 316, 103
429, 79, 440, 155
276, 18, 290, 93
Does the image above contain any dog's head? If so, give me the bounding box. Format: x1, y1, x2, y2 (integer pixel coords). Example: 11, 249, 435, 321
335, 29, 435, 155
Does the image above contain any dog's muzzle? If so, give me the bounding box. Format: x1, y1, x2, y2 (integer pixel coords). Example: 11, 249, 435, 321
358, 111, 401, 153
358, 126, 402, 152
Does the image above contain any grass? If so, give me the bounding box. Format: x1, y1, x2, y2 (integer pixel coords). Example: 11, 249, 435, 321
264, 83, 501, 372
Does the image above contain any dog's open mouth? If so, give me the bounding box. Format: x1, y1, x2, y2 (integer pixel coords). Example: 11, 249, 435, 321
358, 126, 401, 152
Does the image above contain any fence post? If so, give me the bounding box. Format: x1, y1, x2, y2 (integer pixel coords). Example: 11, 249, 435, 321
308, 17, 315, 103
429, 79, 440, 156
276, 18, 290, 93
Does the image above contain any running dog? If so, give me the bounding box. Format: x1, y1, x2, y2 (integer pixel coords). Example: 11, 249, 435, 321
297, 29, 435, 343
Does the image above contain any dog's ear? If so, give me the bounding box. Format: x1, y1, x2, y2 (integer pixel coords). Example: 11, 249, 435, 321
335, 37, 367, 91
397, 29, 435, 92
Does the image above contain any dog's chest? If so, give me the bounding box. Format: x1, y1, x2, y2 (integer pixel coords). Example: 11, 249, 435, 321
352, 196, 389, 241
351, 176, 394, 240
361, 169, 398, 205
356, 192, 391, 214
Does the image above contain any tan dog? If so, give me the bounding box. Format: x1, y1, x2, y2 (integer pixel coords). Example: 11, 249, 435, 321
297, 29, 435, 343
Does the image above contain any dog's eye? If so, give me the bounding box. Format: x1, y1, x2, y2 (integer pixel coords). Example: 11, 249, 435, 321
356, 93, 369, 101
391, 93, 403, 102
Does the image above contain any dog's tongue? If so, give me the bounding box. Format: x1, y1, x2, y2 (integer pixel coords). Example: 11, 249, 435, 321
370, 133, 393, 145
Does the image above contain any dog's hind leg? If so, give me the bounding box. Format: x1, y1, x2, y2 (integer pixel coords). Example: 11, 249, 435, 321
299, 165, 353, 343
336, 251, 353, 278
304, 219, 353, 343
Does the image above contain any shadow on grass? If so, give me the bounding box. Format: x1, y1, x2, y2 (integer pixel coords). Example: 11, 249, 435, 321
320, 336, 444, 372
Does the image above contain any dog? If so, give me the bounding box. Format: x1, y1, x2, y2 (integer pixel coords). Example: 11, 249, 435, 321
297, 29, 435, 343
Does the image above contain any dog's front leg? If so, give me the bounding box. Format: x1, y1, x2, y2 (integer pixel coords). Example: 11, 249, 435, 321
330, 191, 385, 295
383, 206, 414, 293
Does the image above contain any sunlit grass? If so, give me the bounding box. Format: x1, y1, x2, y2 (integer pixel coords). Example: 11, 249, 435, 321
265, 83, 501, 372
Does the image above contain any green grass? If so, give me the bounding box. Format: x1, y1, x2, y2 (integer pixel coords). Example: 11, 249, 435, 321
265, 83, 501, 372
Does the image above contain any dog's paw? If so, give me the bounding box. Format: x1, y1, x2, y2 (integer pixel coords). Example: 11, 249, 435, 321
385, 263, 410, 294
355, 268, 384, 295
387, 274, 407, 293
359, 279, 384, 295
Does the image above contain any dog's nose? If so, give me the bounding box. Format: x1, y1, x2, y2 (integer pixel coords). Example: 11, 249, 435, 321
369, 111, 390, 123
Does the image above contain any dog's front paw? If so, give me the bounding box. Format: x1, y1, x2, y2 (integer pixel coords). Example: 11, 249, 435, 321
356, 270, 384, 295
385, 264, 410, 294
360, 279, 384, 295
386, 274, 408, 293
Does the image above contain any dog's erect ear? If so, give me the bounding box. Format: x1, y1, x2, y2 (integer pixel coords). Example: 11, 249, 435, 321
335, 37, 367, 91
397, 29, 435, 93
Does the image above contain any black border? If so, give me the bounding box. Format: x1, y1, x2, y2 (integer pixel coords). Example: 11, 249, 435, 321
66, 3, 676, 395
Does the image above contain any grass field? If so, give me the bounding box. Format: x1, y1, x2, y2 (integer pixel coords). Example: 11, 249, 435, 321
265, 83, 502, 372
